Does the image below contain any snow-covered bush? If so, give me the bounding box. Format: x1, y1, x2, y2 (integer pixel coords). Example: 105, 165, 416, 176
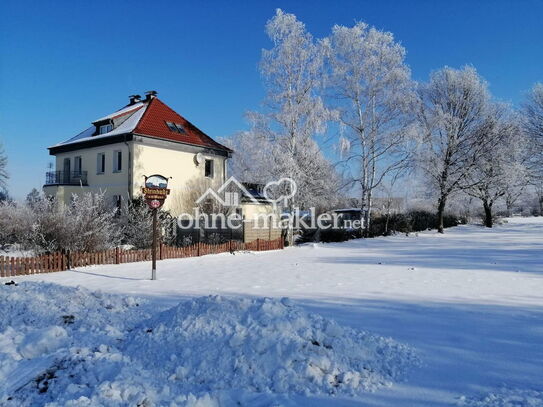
117, 197, 153, 249
0, 193, 121, 253
118, 197, 175, 249
24, 192, 122, 253
0, 201, 34, 249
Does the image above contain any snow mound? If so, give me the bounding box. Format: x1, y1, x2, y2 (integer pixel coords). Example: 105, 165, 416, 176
1, 283, 417, 405
0, 282, 147, 404
459, 388, 543, 407
127, 295, 418, 397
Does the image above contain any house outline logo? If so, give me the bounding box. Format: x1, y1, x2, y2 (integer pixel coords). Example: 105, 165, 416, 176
195, 176, 298, 208
195, 176, 260, 207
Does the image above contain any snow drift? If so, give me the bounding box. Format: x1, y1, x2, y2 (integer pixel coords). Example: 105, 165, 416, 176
0, 282, 417, 406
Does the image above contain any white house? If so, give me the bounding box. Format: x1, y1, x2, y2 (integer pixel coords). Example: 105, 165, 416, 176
43, 91, 232, 214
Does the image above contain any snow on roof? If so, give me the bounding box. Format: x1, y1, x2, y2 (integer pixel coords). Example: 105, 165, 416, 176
49, 96, 231, 153
92, 102, 145, 123
52, 105, 147, 147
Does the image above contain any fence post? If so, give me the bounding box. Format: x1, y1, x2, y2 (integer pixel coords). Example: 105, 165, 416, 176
159, 243, 163, 260
0, 256, 4, 278
115, 247, 120, 264
197, 241, 200, 256
257, 238, 260, 251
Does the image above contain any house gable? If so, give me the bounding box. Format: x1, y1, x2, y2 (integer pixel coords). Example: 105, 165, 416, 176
48, 93, 232, 156
133, 98, 231, 153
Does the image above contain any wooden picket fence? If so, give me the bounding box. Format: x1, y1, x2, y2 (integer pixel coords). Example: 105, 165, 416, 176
0, 237, 284, 278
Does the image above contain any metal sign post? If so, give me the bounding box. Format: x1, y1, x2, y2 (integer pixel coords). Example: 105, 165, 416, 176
142, 175, 171, 281
151, 207, 158, 280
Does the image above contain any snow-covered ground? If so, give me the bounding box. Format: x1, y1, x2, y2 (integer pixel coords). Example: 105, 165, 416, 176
2, 217, 543, 406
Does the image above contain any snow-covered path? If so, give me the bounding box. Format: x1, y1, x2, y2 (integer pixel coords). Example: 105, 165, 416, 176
9, 217, 543, 406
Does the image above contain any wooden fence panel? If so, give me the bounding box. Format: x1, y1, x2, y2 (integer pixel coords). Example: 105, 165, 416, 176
0, 238, 284, 278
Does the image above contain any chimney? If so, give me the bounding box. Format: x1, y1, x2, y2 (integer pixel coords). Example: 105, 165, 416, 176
128, 94, 142, 105
145, 90, 158, 101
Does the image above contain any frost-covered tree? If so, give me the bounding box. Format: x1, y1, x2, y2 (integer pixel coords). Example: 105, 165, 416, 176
416, 66, 495, 233
25, 188, 42, 208
465, 105, 529, 227
219, 131, 275, 185
325, 22, 415, 235
247, 9, 338, 214
522, 83, 543, 173
522, 83, 543, 213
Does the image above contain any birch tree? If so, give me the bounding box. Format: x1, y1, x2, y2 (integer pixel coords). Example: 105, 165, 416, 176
248, 9, 336, 214
465, 105, 528, 227
416, 66, 494, 233
326, 22, 415, 235
522, 83, 543, 172
0, 141, 8, 192
522, 83, 543, 213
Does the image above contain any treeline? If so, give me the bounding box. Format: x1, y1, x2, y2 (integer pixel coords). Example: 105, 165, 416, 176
226, 10, 543, 233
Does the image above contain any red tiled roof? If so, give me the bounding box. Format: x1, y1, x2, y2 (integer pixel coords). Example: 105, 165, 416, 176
133, 98, 231, 152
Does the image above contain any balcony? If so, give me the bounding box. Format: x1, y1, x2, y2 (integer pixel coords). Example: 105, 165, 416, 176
45, 171, 88, 186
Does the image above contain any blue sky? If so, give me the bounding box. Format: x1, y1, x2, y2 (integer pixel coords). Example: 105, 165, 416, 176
1, 0, 542, 199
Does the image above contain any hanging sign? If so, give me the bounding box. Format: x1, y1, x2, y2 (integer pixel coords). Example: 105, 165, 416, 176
142, 175, 170, 209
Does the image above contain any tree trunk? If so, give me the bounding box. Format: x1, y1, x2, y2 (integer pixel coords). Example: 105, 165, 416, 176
364, 191, 373, 237
437, 196, 447, 234
483, 200, 493, 228
363, 209, 371, 237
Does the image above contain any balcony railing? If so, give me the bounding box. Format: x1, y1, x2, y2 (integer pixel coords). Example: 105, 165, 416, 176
45, 171, 88, 186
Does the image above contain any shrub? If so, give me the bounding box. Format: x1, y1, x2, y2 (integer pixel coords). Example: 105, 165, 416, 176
29, 193, 122, 253
118, 197, 175, 249
369, 210, 464, 236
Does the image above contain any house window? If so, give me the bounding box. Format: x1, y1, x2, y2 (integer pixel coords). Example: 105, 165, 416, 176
99, 124, 113, 134
165, 121, 186, 134
113, 150, 122, 172
74, 156, 82, 175
97, 153, 105, 174
175, 123, 186, 134
165, 121, 178, 132
205, 159, 214, 178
